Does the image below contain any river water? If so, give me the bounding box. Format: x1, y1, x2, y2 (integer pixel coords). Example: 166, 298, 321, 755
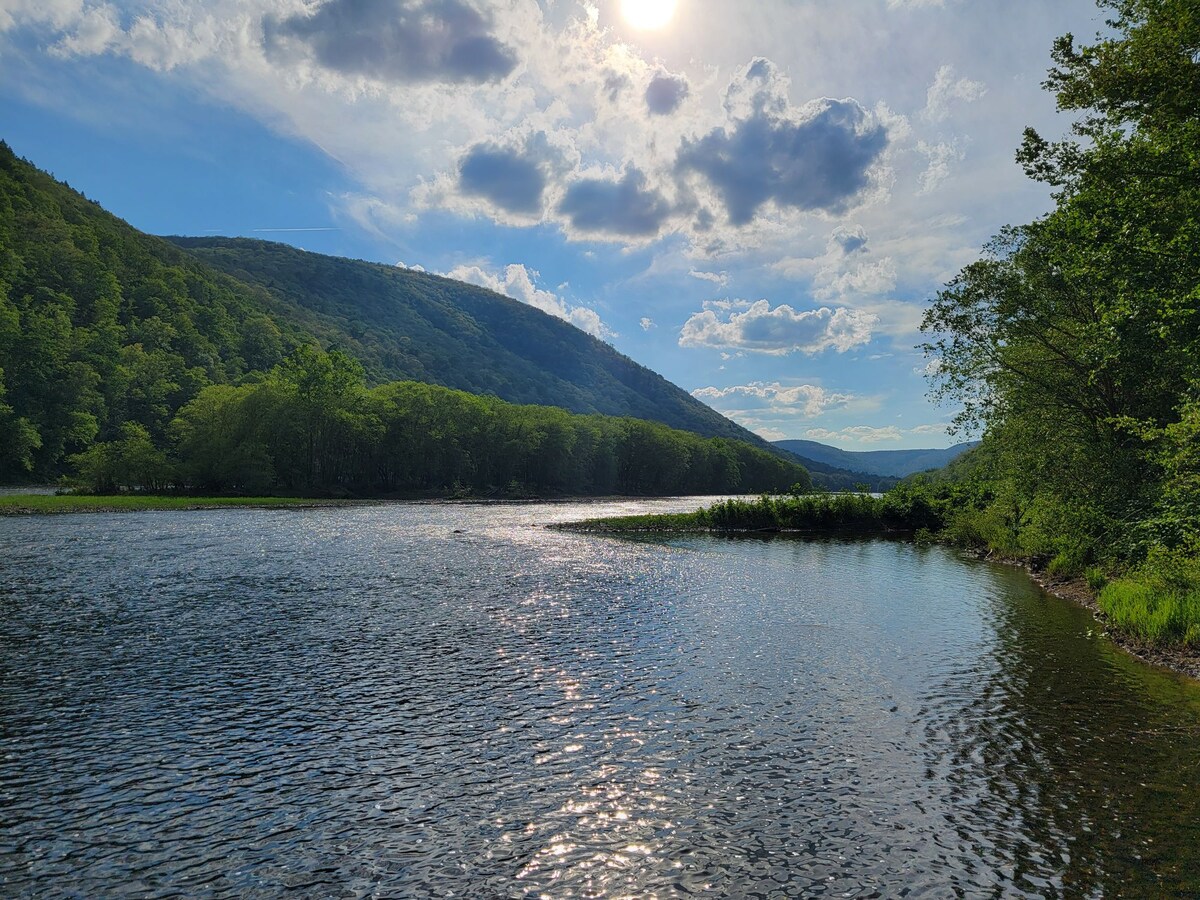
2, 499, 1199, 898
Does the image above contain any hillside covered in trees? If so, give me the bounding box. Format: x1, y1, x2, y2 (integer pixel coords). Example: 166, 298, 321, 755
916, 0, 1200, 644
169, 237, 760, 446
0, 141, 778, 491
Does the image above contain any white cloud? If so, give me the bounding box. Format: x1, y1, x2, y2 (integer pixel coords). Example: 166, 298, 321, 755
755, 426, 789, 441
916, 139, 966, 194
692, 382, 856, 417
922, 64, 987, 123
815, 257, 898, 300
806, 425, 905, 444
639, 316, 655, 330
444, 262, 612, 338
909, 423, 950, 436
689, 269, 729, 286
679, 299, 876, 355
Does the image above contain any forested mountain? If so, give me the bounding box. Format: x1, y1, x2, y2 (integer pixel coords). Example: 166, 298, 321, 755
773, 451, 900, 493
168, 236, 763, 445
0, 141, 769, 484
773, 440, 978, 478
0, 141, 312, 480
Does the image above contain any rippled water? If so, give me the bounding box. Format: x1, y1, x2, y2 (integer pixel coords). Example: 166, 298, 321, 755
3, 500, 1200, 898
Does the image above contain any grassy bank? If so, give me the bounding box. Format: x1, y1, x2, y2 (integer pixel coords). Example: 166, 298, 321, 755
1095, 550, 1200, 647
0, 495, 374, 515
558, 490, 943, 535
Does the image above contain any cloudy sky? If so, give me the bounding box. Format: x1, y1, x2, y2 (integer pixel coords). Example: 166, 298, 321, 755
0, 0, 1104, 448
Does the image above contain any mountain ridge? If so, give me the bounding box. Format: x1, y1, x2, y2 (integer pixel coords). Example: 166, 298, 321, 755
167, 236, 768, 447
773, 439, 979, 479
0, 139, 774, 479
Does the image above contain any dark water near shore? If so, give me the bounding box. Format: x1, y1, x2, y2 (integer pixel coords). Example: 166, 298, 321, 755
2, 500, 1200, 898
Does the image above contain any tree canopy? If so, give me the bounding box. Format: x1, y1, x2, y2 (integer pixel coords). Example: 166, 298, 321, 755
922, 0, 1200, 563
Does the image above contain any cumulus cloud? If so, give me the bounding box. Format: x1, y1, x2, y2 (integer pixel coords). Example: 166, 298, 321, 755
676, 60, 889, 226
679, 299, 876, 355
689, 269, 729, 286
645, 69, 689, 115
916, 139, 966, 193
640, 317, 655, 330
815, 257, 898, 300
922, 64, 987, 122
805, 425, 904, 444
265, 0, 517, 86
909, 423, 950, 436
558, 167, 675, 238
458, 144, 547, 214
445, 262, 611, 338
692, 382, 856, 417
830, 225, 869, 255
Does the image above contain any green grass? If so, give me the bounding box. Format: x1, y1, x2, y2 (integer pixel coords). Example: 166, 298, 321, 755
1099, 579, 1200, 647
1097, 548, 1200, 647
0, 495, 370, 515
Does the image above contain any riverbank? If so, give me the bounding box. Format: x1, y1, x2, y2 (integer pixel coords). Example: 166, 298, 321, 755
554, 492, 940, 536
0, 495, 382, 515
1005, 558, 1200, 681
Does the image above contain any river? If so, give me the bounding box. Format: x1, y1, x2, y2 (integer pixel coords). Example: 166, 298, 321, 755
2, 499, 1199, 897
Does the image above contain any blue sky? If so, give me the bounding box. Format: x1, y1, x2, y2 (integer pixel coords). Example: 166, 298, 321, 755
0, 0, 1104, 449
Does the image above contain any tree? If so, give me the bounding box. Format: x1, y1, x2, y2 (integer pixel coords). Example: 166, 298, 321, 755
922, 0, 1200, 561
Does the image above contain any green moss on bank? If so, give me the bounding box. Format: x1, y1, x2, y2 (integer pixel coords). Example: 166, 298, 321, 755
0, 495, 368, 515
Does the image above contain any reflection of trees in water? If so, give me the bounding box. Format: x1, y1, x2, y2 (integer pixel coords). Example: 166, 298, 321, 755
920, 562, 1200, 895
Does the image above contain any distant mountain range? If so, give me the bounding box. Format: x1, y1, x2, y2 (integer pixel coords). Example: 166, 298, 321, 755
774, 440, 979, 480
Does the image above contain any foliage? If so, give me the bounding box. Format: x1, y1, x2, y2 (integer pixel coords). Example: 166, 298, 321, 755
170, 236, 768, 446
921, 0, 1200, 574
0, 141, 775, 485
915, 0, 1200, 646
1099, 546, 1200, 646
569, 489, 940, 534
0, 141, 304, 481
67, 346, 810, 498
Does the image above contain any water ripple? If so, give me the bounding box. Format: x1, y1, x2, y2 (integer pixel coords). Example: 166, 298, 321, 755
2, 501, 1200, 897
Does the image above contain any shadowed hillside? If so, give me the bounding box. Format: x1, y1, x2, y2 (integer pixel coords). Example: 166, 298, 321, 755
169, 236, 766, 445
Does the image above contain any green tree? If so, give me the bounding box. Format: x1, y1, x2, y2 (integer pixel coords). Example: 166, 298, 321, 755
922, 0, 1200, 562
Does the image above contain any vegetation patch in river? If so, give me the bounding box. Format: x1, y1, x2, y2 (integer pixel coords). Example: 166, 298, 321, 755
559, 489, 942, 534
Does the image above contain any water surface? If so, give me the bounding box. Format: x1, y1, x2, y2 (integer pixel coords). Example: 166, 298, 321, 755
2, 500, 1199, 897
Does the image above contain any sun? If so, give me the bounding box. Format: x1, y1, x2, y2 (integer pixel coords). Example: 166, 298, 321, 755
620, 0, 679, 31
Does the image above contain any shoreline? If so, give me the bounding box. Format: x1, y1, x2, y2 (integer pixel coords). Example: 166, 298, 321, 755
0, 496, 385, 515
968, 550, 1200, 682
0, 492, 757, 516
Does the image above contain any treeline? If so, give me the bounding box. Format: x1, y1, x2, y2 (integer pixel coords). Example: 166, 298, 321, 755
919, 0, 1200, 644
72, 346, 810, 497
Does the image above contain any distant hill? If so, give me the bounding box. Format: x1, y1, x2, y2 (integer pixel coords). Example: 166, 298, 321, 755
773, 440, 979, 479
168, 236, 765, 446
772, 447, 899, 492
